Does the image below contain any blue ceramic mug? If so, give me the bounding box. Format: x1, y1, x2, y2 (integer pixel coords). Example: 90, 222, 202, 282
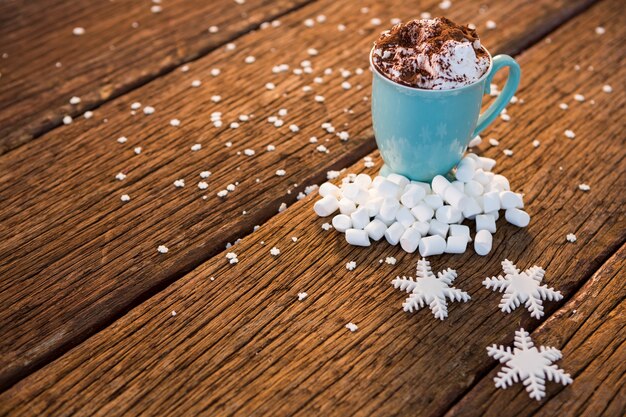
370, 48, 521, 181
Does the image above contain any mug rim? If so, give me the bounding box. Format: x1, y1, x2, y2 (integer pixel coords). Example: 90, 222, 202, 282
369, 45, 493, 93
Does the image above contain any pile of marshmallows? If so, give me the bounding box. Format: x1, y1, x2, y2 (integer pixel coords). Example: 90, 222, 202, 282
313, 153, 530, 257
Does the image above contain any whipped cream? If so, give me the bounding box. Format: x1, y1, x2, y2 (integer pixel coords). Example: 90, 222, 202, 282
373, 18, 490, 90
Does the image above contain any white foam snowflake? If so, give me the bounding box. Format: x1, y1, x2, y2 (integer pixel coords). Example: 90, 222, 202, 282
483, 259, 563, 319
487, 328, 573, 400
392, 258, 470, 320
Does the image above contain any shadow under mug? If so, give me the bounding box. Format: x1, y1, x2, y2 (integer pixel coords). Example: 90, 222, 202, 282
370, 48, 521, 182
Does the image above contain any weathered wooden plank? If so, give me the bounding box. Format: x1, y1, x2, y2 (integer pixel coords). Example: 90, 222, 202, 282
0, 0, 313, 154
1, 0, 623, 413
0, 0, 599, 391
445, 245, 625, 417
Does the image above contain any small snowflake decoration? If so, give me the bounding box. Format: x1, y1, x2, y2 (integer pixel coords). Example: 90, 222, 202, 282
392, 258, 470, 320
483, 259, 563, 319
487, 328, 572, 400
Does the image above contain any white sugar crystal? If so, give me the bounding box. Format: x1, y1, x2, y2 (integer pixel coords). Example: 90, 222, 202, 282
69, 96, 81, 105
341, 81, 352, 90
602, 84, 613, 93
83, 111, 93, 119
170, 118, 181, 126
365, 219, 387, 241
384, 222, 405, 246
337, 131, 350, 141
419, 235, 446, 257
503, 149, 513, 156
439, 0, 452, 10
198, 181, 208, 190
476, 214, 497, 233
173, 179, 185, 188
332, 214, 352, 232
533, 140, 541, 147
474, 230, 492, 256
445, 235, 468, 254
120, 194, 130, 202
489, 138, 500, 146
200, 171, 211, 178
115, 172, 127, 181
595, 26, 605, 35
134, 147, 142, 154
244, 56, 256, 64
243, 149, 255, 156
276, 169, 286, 177
157, 245, 169, 254
298, 292, 308, 301
270, 247, 280, 256
505, 208, 530, 227
63, 115, 73, 125
321, 222, 332, 230
265, 82, 275, 90
191, 79, 201, 88
314, 195, 339, 217
574, 94, 585, 102
564, 129, 575, 139
346, 229, 370, 246
566, 233, 577, 243
578, 183, 590, 191
72, 27, 85, 36
385, 257, 397, 265
191, 143, 202, 151
143, 106, 155, 115
345, 322, 358, 332
486, 20, 496, 29
346, 261, 357, 271
400, 227, 421, 253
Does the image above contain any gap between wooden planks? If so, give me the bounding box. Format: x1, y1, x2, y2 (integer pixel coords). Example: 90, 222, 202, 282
0, 0, 600, 391
0, 0, 315, 154
1, 0, 624, 413
444, 245, 625, 417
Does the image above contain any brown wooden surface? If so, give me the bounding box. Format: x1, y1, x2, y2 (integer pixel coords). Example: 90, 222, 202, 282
0, 0, 597, 391
445, 245, 625, 416
0, 0, 312, 154
1, 0, 624, 413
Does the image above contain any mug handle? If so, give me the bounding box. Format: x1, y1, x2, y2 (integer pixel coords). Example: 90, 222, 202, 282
472, 55, 521, 137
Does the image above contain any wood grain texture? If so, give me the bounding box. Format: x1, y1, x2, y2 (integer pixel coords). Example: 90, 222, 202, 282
0, 0, 600, 391
445, 245, 625, 417
0, 0, 596, 391
1, 0, 624, 413
0, 0, 313, 154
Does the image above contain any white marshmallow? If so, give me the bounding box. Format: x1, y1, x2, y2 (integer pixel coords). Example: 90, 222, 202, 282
476, 214, 497, 233
464, 180, 484, 197
346, 229, 370, 247
436, 205, 463, 224
473, 169, 490, 185
492, 174, 510, 191
505, 208, 530, 227
449, 224, 471, 242
419, 235, 446, 257
500, 191, 524, 209
461, 198, 482, 218
354, 189, 370, 206
376, 179, 401, 198
474, 230, 492, 255
428, 219, 449, 238
411, 203, 434, 223
444, 185, 468, 208
400, 187, 426, 208
477, 156, 497, 171
451, 181, 465, 192
482, 191, 501, 213
350, 207, 370, 229
314, 195, 339, 217
485, 210, 500, 221
387, 173, 410, 190
365, 219, 387, 241
432, 175, 451, 196
395, 206, 416, 228
400, 227, 422, 253
455, 158, 476, 182
371, 175, 386, 188
338, 198, 357, 214
364, 197, 383, 217
424, 194, 444, 209
375, 214, 395, 227
385, 222, 406, 245
445, 235, 468, 254
412, 181, 432, 194
379, 198, 400, 221
354, 173, 372, 188
332, 214, 351, 232
342, 183, 360, 201
412, 221, 431, 236
319, 182, 340, 197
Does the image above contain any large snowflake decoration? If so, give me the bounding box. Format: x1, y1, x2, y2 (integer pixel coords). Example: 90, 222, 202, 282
487, 328, 573, 400
392, 258, 470, 320
483, 259, 563, 319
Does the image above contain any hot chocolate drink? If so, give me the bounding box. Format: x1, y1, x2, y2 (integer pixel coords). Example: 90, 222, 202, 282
372, 17, 490, 90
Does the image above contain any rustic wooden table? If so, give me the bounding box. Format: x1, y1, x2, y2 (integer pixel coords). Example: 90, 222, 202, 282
0, 0, 624, 415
